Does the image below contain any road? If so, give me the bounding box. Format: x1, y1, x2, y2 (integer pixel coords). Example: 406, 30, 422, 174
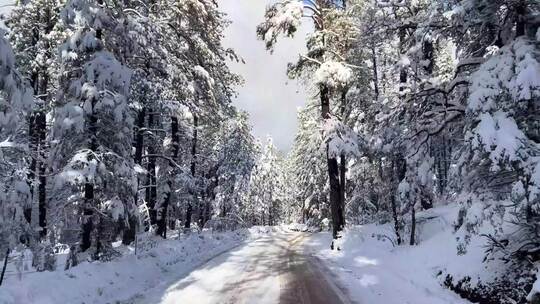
140, 231, 353, 304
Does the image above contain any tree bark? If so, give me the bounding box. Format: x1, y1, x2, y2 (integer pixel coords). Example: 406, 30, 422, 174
81, 183, 95, 252
36, 111, 47, 238
371, 46, 379, 101
81, 23, 102, 253
81, 99, 98, 252
24, 18, 42, 230
321, 84, 344, 242
410, 203, 416, 245
515, 3, 526, 37
0, 249, 9, 286
25, 112, 36, 226
185, 113, 198, 229
391, 159, 403, 245
339, 90, 347, 226
146, 108, 157, 227
156, 116, 179, 238
123, 107, 145, 245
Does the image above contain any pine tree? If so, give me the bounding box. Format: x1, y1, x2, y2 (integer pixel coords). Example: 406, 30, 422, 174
0, 28, 35, 259
51, 0, 136, 258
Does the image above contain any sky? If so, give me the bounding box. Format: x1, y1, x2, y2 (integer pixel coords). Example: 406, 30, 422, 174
219, 0, 312, 151
0, 0, 311, 151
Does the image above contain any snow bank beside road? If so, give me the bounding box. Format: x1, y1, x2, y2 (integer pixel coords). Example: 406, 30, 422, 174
0, 228, 270, 304
305, 205, 475, 304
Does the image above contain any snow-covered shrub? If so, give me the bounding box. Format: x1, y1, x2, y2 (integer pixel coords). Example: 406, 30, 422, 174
453, 36, 540, 302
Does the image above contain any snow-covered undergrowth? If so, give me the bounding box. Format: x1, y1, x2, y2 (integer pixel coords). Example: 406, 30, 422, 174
0, 227, 272, 304
304, 205, 494, 304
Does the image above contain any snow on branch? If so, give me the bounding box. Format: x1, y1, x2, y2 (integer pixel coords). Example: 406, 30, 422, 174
256, 0, 304, 51
315, 61, 352, 89
0, 31, 33, 112
321, 115, 360, 159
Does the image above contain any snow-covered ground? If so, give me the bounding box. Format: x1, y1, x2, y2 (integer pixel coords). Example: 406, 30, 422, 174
135, 229, 287, 304
0, 227, 274, 304
304, 205, 479, 304
0, 207, 495, 304
125, 228, 349, 304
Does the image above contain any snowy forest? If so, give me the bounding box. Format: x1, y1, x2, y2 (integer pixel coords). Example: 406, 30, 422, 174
0, 0, 539, 303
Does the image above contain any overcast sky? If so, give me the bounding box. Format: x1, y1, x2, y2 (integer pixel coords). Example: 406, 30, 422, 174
0, 0, 310, 151
220, 0, 311, 151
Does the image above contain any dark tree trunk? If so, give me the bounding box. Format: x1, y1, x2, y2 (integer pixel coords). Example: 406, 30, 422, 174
371, 46, 379, 101
81, 183, 95, 252
185, 113, 198, 229
24, 25, 41, 228
32, 7, 51, 240
146, 108, 157, 227
410, 204, 416, 245
27, 104, 48, 238
134, 108, 145, 165
321, 84, 344, 243
171, 116, 180, 158
123, 107, 146, 245
81, 101, 97, 252
422, 39, 434, 74
157, 116, 179, 238
36, 111, 47, 238
25, 112, 36, 226
0, 249, 9, 286
339, 155, 346, 217
339, 90, 347, 224
391, 159, 403, 245
94, 217, 104, 260
157, 189, 169, 238
36, 35, 49, 237
81, 23, 102, 253
390, 194, 402, 245
515, 3, 526, 37
328, 157, 343, 239
122, 216, 137, 245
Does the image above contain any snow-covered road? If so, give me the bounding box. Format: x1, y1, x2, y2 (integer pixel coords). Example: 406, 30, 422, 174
133, 231, 353, 304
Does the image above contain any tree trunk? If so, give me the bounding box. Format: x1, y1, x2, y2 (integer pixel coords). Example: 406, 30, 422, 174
25, 112, 36, 226
156, 116, 179, 238
321, 84, 344, 243
24, 13, 42, 229
27, 101, 48, 238
339, 155, 346, 218
391, 159, 403, 245
36, 36, 49, 238
81, 100, 97, 252
339, 90, 347, 227
390, 195, 402, 245
134, 108, 145, 165
123, 107, 145, 245
0, 249, 9, 286
81, 183, 95, 252
371, 46, 379, 101
146, 108, 158, 227
185, 113, 198, 229
36, 111, 47, 238
81, 12, 102, 253
328, 157, 343, 239
515, 3, 526, 37
410, 203, 416, 245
